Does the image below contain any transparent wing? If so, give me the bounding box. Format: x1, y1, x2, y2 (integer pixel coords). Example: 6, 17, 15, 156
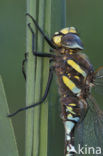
74, 95, 103, 156
94, 66, 103, 94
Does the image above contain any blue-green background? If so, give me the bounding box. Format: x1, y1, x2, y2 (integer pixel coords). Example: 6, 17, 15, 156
0, 0, 103, 155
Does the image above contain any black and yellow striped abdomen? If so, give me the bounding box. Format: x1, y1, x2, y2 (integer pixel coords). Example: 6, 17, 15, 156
54, 49, 94, 155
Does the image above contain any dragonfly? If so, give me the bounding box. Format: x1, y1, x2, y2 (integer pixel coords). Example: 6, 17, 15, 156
8, 13, 103, 156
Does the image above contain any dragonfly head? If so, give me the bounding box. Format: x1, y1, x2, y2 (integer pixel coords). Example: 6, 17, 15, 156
52, 27, 84, 51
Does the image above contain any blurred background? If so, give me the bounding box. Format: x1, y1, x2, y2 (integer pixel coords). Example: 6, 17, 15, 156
0, 0, 103, 155
0, 0, 25, 155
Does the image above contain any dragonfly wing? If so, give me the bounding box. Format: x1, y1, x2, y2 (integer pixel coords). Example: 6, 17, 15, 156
90, 96, 103, 150
94, 67, 103, 95
74, 95, 103, 156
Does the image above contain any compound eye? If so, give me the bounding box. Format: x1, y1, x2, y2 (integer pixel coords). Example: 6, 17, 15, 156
61, 34, 84, 50
52, 35, 62, 47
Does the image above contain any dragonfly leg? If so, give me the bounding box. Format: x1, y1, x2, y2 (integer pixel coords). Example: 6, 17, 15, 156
8, 66, 54, 117
22, 23, 55, 80
28, 23, 56, 58
22, 52, 28, 80
26, 13, 56, 49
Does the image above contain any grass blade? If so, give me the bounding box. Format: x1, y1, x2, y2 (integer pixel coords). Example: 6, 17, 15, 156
0, 76, 19, 156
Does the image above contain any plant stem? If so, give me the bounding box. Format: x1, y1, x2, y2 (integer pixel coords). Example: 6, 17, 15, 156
26, 0, 66, 156
25, 0, 37, 156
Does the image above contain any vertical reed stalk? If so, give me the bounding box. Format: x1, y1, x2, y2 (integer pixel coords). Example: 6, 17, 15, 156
25, 0, 37, 155
26, 0, 66, 156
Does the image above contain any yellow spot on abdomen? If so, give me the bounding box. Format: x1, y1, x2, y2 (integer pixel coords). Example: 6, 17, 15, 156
74, 75, 80, 80
67, 114, 73, 118
67, 73, 71, 77
62, 75, 81, 94
69, 103, 76, 106
66, 106, 75, 114
67, 59, 87, 77
69, 52, 73, 55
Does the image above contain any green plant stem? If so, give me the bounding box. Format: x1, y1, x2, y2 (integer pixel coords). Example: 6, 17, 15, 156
25, 0, 37, 156
32, 0, 45, 156
38, 1, 50, 156
26, 0, 66, 156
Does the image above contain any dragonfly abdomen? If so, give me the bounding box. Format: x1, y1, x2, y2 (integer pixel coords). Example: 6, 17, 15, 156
55, 51, 93, 155
61, 96, 88, 156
